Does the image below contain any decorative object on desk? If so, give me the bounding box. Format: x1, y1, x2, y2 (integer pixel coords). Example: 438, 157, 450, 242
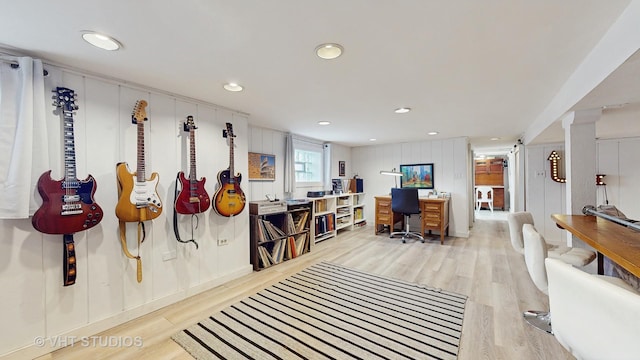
380, 168, 402, 188
547, 150, 566, 183
172, 262, 467, 360
338, 160, 346, 176
248, 152, 275, 181
400, 163, 434, 189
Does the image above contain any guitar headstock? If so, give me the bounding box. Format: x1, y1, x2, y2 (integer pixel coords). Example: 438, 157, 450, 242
52, 87, 79, 112
223, 122, 235, 138
132, 100, 148, 124
183, 115, 197, 131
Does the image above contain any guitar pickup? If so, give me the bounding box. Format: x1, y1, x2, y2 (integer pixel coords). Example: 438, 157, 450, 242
189, 197, 200, 203
61, 210, 83, 216
62, 203, 82, 211
63, 195, 81, 203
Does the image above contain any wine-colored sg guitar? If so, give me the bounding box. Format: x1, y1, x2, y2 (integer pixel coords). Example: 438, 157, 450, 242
32, 87, 103, 286
175, 116, 210, 214
32, 87, 103, 234
213, 122, 246, 217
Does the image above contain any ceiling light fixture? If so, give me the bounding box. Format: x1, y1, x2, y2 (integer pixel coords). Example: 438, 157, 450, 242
223, 82, 244, 92
394, 107, 411, 114
427, 131, 439, 136
315, 43, 343, 60
369, 138, 377, 141
490, 137, 500, 141
81, 31, 121, 51
318, 121, 331, 125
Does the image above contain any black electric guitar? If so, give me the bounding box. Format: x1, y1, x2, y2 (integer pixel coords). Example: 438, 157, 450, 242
213, 123, 246, 217
175, 116, 210, 214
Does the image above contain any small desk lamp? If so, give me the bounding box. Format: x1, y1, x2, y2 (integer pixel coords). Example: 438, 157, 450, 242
380, 168, 403, 188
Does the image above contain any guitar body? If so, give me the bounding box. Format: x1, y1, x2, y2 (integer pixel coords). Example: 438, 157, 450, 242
213, 168, 246, 217
115, 162, 163, 222
32, 170, 103, 234
175, 171, 210, 214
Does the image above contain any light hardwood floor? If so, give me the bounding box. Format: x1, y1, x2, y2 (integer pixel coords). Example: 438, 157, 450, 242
35, 219, 574, 360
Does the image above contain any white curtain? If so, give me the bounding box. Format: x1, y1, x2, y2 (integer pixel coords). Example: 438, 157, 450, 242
283, 133, 295, 198
0, 56, 49, 218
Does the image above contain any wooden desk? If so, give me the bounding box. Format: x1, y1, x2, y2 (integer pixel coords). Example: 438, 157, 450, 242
374, 196, 450, 244
552, 214, 640, 278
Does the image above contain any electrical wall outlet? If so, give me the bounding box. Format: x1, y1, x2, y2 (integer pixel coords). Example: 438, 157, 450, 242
217, 238, 229, 246
162, 250, 177, 261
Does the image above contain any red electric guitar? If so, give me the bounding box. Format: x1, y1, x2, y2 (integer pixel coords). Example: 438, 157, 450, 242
32, 87, 103, 286
175, 116, 210, 214
213, 122, 246, 217
32, 87, 103, 234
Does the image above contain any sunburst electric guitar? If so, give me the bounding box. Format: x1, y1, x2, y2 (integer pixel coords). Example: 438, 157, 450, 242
175, 116, 210, 214
213, 122, 246, 217
115, 100, 163, 222
32, 87, 103, 286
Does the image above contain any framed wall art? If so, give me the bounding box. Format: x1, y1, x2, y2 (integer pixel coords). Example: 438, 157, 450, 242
248, 152, 275, 181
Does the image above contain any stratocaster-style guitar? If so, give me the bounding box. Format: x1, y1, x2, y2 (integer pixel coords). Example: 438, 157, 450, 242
115, 100, 163, 222
32, 87, 103, 234
213, 122, 246, 217
175, 116, 210, 214
32, 87, 102, 286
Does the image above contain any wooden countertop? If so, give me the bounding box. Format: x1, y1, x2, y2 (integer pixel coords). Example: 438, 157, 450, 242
552, 214, 640, 278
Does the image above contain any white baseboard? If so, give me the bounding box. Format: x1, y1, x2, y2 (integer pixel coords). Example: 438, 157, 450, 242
1, 265, 253, 360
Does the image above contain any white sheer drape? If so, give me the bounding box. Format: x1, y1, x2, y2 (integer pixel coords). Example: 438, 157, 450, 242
283, 133, 295, 198
0, 56, 49, 218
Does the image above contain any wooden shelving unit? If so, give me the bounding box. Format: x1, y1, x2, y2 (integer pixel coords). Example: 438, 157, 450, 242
249, 201, 311, 271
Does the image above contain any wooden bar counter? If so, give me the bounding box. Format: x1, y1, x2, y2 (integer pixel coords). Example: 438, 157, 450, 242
552, 214, 640, 278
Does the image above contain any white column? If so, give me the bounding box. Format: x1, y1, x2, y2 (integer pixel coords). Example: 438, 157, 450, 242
562, 109, 599, 272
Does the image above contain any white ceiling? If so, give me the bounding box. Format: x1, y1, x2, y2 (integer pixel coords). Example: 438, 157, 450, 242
0, 0, 635, 151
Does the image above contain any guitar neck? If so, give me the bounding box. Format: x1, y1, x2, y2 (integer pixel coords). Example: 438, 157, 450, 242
189, 127, 197, 182
136, 120, 146, 182
62, 111, 77, 183
228, 136, 234, 183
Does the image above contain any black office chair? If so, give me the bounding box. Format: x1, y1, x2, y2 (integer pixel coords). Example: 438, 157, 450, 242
390, 188, 424, 243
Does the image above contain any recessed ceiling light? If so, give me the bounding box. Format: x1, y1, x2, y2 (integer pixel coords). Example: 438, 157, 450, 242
315, 43, 343, 60
394, 107, 411, 114
369, 138, 377, 141
490, 137, 500, 141
223, 82, 243, 92
318, 121, 331, 126
427, 131, 439, 136
81, 31, 121, 51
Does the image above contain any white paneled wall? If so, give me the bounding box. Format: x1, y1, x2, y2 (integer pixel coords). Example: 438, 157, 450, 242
524, 138, 640, 245
247, 127, 287, 202
352, 137, 470, 238
0, 66, 251, 357
597, 138, 640, 219
524, 143, 567, 244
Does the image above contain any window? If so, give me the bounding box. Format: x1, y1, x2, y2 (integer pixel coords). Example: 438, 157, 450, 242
293, 138, 324, 186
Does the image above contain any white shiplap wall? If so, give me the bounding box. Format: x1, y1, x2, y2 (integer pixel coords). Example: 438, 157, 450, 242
0, 66, 251, 358
352, 137, 470, 238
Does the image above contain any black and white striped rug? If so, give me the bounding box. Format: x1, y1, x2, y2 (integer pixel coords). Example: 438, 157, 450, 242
172, 262, 467, 359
